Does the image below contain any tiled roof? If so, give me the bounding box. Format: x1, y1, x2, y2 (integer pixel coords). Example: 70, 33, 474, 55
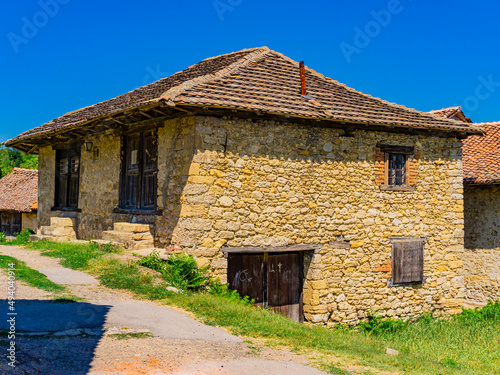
427, 106, 472, 123
0, 168, 38, 212
463, 122, 500, 185
5, 47, 482, 148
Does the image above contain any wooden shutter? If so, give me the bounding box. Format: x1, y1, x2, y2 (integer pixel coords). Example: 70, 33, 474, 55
123, 135, 141, 209
407, 150, 420, 187
55, 147, 80, 209
141, 132, 157, 210
392, 239, 424, 284
374, 147, 385, 184
121, 131, 158, 210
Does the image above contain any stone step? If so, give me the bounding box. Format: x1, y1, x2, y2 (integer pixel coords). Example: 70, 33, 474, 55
50, 217, 76, 228
101, 230, 154, 250
40, 226, 77, 239
113, 222, 153, 233
103, 230, 153, 242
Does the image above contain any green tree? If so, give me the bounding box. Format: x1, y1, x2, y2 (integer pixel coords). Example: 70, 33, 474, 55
0, 146, 38, 178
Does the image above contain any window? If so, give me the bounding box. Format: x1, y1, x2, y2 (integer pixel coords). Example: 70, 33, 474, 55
55, 147, 80, 209
387, 153, 407, 187
120, 131, 157, 210
390, 238, 425, 285
374, 144, 418, 190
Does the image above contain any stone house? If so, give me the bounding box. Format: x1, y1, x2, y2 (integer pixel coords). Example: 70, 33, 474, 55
0, 168, 38, 235
4, 47, 483, 324
429, 107, 500, 306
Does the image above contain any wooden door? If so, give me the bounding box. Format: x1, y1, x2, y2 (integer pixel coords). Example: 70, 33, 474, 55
228, 253, 265, 306
227, 252, 303, 321
0, 212, 22, 236
268, 252, 303, 322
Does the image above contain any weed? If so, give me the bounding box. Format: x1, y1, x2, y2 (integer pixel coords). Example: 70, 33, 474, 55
7, 229, 33, 245
208, 278, 254, 306
0, 232, 6, 243
51, 295, 84, 303
357, 311, 407, 335
108, 332, 154, 340
137, 251, 209, 291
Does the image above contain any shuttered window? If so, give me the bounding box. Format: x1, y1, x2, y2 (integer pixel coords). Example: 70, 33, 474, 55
120, 131, 158, 210
55, 147, 80, 209
391, 238, 425, 285
374, 144, 419, 190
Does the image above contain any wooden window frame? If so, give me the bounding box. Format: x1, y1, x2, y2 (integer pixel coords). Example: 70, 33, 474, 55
389, 237, 426, 286
54, 147, 81, 210
119, 130, 158, 211
377, 145, 416, 192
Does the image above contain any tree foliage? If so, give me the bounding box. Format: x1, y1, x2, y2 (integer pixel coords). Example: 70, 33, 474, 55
0, 147, 38, 178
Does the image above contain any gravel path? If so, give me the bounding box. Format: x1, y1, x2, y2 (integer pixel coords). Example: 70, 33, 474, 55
0, 245, 329, 375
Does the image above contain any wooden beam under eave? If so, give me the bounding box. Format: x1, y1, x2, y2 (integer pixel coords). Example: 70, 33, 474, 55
26, 145, 39, 155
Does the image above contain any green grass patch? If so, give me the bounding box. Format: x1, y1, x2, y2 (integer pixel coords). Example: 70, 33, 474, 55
22, 239, 500, 375
108, 332, 154, 340
0, 254, 65, 293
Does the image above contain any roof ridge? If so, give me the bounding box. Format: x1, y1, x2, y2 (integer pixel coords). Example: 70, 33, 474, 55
473, 121, 500, 126
428, 106, 462, 113
160, 47, 270, 104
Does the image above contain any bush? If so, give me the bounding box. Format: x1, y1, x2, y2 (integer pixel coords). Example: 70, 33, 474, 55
208, 279, 254, 306
358, 311, 407, 335
137, 251, 209, 292
8, 229, 33, 245
0, 232, 6, 243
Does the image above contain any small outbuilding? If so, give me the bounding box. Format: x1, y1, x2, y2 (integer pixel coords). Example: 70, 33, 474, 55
0, 168, 38, 235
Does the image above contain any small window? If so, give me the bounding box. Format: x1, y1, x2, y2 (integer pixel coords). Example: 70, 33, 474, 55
390, 238, 425, 285
374, 144, 416, 191
387, 153, 407, 187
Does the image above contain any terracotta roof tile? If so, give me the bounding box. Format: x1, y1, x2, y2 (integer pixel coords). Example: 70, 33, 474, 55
427, 106, 472, 123
0, 168, 38, 212
5, 48, 482, 148
463, 122, 500, 185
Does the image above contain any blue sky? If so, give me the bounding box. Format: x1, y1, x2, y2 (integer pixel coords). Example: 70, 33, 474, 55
2, 0, 500, 143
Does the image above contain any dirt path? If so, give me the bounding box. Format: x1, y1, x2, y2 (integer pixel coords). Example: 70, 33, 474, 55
0, 246, 328, 375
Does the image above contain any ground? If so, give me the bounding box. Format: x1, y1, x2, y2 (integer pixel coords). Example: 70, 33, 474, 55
0, 245, 329, 375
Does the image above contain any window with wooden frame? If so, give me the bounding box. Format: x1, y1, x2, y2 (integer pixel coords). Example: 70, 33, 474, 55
120, 130, 158, 211
55, 147, 80, 209
390, 238, 425, 285
374, 144, 419, 191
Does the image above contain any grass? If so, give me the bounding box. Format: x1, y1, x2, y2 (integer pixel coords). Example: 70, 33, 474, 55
0, 254, 65, 293
108, 332, 154, 340
21, 239, 500, 375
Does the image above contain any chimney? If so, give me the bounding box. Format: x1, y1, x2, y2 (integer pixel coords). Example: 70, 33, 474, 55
299, 61, 307, 96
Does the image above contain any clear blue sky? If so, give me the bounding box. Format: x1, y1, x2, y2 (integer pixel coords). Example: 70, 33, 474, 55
2, 0, 500, 143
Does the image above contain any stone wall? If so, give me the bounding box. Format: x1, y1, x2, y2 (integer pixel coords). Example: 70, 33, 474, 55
37, 146, 56, 228
79, 133, 121, 239
22, 213, 37, 232
462, 186, 500, 305
464, 186, 500, 249
172, 116, 466, 324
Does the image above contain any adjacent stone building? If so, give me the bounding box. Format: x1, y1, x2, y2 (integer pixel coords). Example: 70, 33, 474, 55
0, 168, 38, 235
5, 47, 484, 324
430, 107, 500, 307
